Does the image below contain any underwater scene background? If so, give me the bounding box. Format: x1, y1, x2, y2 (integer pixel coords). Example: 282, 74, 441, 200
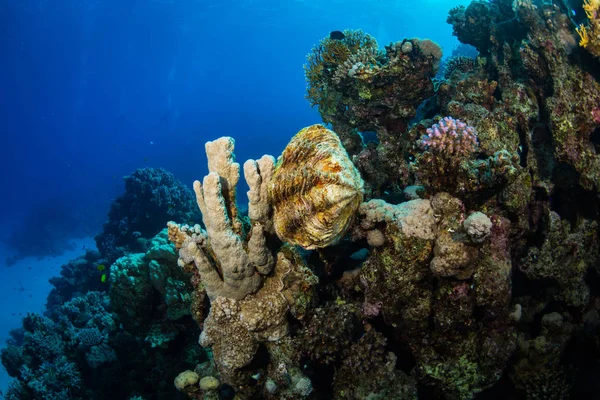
1, 0, 600, 398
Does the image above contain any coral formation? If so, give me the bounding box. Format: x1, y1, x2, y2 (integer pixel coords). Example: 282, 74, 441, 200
169, 136, 320, 395
5, 1, 600, 399
305, 30, 442, 198
175, 137, 276, 301
109, 228, 193, 331
95, 167, 200, 263
2, 229, 202, 400
412, 116, 521, 198
577, 0, 600, 57
1, 293, 117, 399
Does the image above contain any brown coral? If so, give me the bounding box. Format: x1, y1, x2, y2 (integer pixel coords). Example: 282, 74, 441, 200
269, 125, 364, 249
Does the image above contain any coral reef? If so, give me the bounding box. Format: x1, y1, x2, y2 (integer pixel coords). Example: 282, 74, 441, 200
45, 249, 106, 312
109, 228, 193, 332
332, 328, 417, 399
305, 30, 442, 198
520, 210, 598, 307
5, 1, 600, 399
175, 137, 276, 301
2, 229, 201, 400
1, 293, 117, 399
412, 116, 521, 197
95, 167, 200, 263
169, 135, 321, 396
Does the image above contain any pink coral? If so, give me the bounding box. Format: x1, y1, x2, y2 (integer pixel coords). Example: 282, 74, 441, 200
592, 106, 600, 124
419, 116, 478, 157
362, 300, 383, 318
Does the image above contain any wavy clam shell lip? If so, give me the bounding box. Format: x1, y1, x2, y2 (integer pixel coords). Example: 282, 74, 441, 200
269, 124, 365, 249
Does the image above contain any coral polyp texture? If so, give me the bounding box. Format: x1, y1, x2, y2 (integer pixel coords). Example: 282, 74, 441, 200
419, 116, 478, 157
269, 124, 364, 249
176, 137, 276, 301
169, 134, 323, 397
412, 116, 520, 196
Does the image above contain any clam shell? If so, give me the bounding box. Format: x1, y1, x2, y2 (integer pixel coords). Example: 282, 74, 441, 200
269, 124, 364, 249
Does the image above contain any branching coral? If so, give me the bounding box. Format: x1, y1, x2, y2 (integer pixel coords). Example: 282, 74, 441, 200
576, 0, 600, 57
412, 117, 520, 196
176, 137, 276, 301
170, 135, 324, 394
418, 116, 478, 156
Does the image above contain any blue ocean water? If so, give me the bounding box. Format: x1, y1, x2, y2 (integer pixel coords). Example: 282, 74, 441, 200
0, 0, 463, 247
0, 0, 463, 284
0, 0, 466, 397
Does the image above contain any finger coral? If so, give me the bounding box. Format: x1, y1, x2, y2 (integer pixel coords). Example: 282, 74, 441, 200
169, 137, 320, 395
176, 137, 276, 301
419, 116, 478, 157
269, 124, 364, 249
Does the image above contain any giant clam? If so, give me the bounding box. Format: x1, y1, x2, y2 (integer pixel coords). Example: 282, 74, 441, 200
269, 124, 364, 249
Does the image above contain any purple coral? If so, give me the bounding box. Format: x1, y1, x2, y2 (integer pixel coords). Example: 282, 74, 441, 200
419, 116, 478, 157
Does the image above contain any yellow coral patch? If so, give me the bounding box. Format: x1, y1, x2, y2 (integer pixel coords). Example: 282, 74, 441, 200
577, 24, 589, 48
583, 0, 600, 20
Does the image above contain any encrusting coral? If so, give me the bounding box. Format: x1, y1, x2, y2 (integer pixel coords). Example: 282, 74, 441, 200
353, 192, 515, 399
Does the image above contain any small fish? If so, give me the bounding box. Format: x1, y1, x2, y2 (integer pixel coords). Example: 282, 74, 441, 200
101, 273, 107, 283
97, 264, 106, 271
330, 30, 345, 40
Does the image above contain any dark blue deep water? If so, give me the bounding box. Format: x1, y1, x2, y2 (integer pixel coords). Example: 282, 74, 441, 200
0, 0, 461, 244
